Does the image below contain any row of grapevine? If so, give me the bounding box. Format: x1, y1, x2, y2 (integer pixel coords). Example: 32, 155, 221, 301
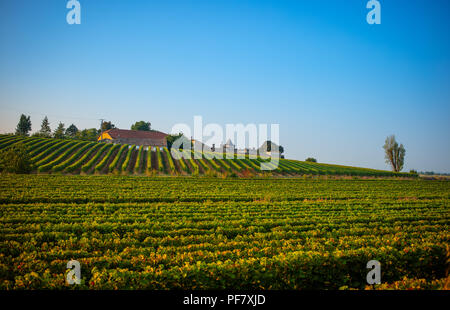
156, 147, 164, 172
121, 145, 136, 173
37, 141, 85, 172
0, 135, 25, 150
95, 144, 120, 173
65, 143, 103, 173
31, 140, 70, 165
0, 135, 41, 151
108, 144, 128, 173
81, 144, 113, 173
29, 139, 60, 158
53, 142, 96, 172
34, 141, 77, 167
243, 158, 261, 171
133, 146, 144, 174
177, 157, 188, 172
146, 148, 152, 174
216, 158, 232, 172
205, 157, 221, 172
163, 147, 176, 174
23, 137, 44, 148
189, 158, 199, 175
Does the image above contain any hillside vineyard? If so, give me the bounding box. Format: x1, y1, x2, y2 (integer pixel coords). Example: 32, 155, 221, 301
0, 135, 415, 177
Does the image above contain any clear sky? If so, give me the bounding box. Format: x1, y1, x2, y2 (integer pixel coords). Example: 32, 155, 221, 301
0, 0, 449, 172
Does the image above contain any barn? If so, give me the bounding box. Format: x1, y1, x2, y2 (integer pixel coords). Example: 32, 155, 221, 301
97, 128, 168, 147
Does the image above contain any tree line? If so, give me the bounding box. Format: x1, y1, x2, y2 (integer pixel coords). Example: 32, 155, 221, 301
14, 114, 116, 141
13, 114, 155, 141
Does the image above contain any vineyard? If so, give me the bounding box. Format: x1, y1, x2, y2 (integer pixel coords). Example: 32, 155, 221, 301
0, 134, 414, 177
0, 175, 448, 289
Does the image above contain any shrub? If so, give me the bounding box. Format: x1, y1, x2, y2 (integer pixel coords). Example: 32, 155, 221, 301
241, 169, 254, 178
230, 172, 238, 178
0, 143, 32, 174
305, 157, 317, 163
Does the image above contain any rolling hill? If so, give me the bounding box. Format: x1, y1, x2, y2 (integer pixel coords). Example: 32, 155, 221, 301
0, 134, 414, 177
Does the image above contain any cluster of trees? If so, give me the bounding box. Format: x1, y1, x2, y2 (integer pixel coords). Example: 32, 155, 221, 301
14, 114, 117, 142
131, 121, 151, 131
15, 115, 156, 142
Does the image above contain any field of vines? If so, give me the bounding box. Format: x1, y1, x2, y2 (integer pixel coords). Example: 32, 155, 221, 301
0, 175, 448, 289
0, 134, 415, 177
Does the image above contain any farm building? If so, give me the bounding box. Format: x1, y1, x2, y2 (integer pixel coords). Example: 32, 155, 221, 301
97, 128, 168, 147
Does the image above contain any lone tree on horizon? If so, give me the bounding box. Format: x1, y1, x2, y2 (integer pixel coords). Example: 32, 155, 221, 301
15, 114, 32, 136
383, 135, 405, 172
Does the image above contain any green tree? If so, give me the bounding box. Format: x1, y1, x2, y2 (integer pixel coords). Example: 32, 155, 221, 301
101, 121, 115, 131
166, 133, 187, 150
131, 121, 151, 131
65, 124, 79, 138
53, 122, 66, 139
15, 114, 32, 136
76, 128, 99, 141
383, 135, 405, 172
39, 116, 51, 137
305, 157, 317, 163
0, 143, 32, 174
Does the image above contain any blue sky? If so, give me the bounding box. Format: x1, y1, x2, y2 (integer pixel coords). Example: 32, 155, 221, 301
0, 0, 449, 172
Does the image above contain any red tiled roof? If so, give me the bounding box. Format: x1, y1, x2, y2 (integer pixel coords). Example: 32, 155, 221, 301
105, 129, 168, 140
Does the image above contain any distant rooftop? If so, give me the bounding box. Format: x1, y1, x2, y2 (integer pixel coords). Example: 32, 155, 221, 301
104, 128, 168, 140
